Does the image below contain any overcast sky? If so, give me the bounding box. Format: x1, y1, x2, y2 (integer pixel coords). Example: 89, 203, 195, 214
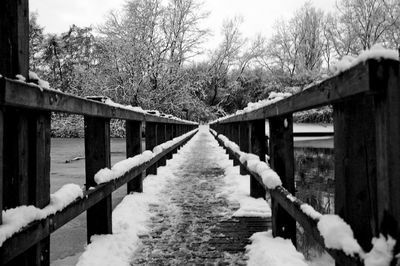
30, 0, 336, 50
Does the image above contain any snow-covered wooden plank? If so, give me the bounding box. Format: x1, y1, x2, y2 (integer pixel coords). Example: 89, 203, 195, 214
0, 78, 197, 125
215, 59, 386, 123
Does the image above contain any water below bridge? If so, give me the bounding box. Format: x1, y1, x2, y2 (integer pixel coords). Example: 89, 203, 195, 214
50, 125, 333, 265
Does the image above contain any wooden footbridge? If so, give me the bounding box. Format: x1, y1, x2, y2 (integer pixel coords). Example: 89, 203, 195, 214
1, 1, 400, 265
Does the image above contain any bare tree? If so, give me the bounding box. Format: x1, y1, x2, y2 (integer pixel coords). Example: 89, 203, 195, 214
329, 0, 400, 55
265, 3, 325, 84
97, 0, 209, 111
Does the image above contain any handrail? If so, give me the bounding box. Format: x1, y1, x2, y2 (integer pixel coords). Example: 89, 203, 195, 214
0, 77, 197, 125
212, 58, 396, 123
211, 131, 360, 265
0, 77, 199, 264
209, 58, 400, 265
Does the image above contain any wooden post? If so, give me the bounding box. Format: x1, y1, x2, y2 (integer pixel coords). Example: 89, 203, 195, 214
126, 120, 144, 193
28, 112, 51, 266
1, 1, 51, 264
85, 116, 112, 242
166, 124, 173, 160
372, 60, 400, 257
249, 119, 267, 199
145, 122, 157, 175
171, 124, 178, 155
239, 121, 250, 175
232, 123, 240, 166
334, 97, 377, 252
269, 115, 296, 244
3, 110, 51, 266
227, 124, 234, 161
157, 123, 167, 167
0, 0, 29, 79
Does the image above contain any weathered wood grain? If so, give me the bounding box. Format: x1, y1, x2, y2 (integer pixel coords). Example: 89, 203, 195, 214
146, 123, 158, 175
84, 116, 112, 242
334, 96, 377, 252
212, 60, 391, 124
212, 130, 362, 265
126, 120, 144, 193
269, 115, 296, 245
249, 120, 267, 199
0, 78, 197, 125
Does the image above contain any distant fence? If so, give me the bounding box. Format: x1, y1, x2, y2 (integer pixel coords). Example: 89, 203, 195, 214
0, 1, 198, 264
210, 58, 400, 265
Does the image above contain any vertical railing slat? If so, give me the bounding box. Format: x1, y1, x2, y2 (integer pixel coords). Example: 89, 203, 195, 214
269, 115, 296, 244
249, 119, 267, 199
166, 124, 173, 160
84, 116, 112, 242
145, 122, 157, 175
157, 123, 167, 167
239, 121, 250, 175
126, 120, 145, 193
334, 96, 377, 252
28, 111, 51, 266
373, 60, 400, 255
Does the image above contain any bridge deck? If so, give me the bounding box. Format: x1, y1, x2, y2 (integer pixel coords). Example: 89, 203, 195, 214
131, 127, 270, 265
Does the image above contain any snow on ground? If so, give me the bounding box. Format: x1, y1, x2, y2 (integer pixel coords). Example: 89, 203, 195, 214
246, 231, 308, 266
216, 164, 271, 218
76, 133, 198, 266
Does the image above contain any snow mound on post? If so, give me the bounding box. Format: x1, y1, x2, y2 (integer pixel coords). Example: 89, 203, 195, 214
330, 44, 399, 74
317, 214, 362, 256
246, 230, 308, 266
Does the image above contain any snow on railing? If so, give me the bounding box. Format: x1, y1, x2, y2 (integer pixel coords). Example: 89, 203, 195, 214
0, 184, 83, 245
94, 129, 198, 184
211, 45, 400, 124
211, 130, 398, 265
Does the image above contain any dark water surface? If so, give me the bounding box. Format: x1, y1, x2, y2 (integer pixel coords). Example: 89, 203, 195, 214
294, 137, 334, 261
50, 138, 127, 264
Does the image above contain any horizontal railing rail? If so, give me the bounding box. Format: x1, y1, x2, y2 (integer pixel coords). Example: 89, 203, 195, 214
213, 59, 396, 123
210, 58, 400, 266
0, 77, 197, 125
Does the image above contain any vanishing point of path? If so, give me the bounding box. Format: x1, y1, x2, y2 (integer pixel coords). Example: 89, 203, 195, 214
131, 127, 270, 265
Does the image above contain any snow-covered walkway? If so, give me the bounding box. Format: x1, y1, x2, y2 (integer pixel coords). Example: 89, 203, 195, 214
130, 126, 270, 265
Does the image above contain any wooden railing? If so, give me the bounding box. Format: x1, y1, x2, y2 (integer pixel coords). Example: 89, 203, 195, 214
0, 2, 200, 264
210, 58, 400, 265
0, 77, 198, 265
